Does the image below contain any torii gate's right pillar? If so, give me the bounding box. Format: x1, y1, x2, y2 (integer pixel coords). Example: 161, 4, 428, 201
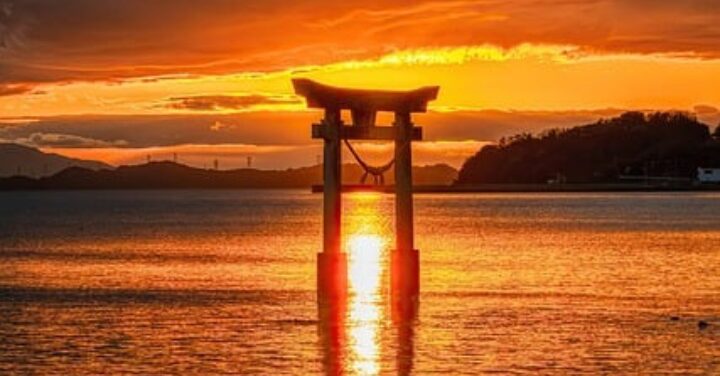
392, 111, 420, 301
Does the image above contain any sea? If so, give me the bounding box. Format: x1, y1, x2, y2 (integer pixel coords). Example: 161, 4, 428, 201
1, 190, 719, 375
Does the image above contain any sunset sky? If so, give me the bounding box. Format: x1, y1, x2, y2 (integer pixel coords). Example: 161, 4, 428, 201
2, 0, 720, 169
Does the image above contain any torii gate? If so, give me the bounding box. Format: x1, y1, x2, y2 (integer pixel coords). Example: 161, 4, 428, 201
293, 79, 439, 303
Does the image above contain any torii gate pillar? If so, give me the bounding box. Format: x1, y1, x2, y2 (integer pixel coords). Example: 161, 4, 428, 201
392, 111, 419, 300
317, 107, 346, 302
293, 79, 439, 304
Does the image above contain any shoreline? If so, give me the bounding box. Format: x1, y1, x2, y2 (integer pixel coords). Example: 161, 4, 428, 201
1, 184, 719, 193
313, 184, 720, 193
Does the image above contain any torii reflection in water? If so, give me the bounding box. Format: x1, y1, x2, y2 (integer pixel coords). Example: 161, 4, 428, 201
316, 192, 419, 375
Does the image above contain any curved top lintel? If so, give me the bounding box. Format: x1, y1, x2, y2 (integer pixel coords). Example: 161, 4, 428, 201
292, 78, 439, 113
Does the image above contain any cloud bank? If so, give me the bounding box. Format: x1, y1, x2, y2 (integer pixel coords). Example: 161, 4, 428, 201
2, 0, 720, 89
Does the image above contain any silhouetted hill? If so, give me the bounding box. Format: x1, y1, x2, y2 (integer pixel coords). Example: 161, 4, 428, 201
457, 112, 720, 184
0, 143, 112, 177
0, 161, 457, 190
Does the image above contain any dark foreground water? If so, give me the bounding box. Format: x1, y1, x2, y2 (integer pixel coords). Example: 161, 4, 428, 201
1, 190, 719, 375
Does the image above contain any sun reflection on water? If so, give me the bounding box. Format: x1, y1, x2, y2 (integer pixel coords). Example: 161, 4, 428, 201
349, 235, 384, 299
345, 193, 388, 376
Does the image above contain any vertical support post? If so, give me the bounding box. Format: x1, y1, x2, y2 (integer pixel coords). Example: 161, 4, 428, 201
323, 108, 342, 255
394, 111, 414, 252
391, 111, 420, 301
318, 108, 347, 303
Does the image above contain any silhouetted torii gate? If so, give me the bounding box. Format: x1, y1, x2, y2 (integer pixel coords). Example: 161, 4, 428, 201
293, 79, 439, 303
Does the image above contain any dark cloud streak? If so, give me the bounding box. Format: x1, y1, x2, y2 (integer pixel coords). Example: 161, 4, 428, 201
2, 107, 718, 149
0, 83, 32, 96
167, 94, 301, 111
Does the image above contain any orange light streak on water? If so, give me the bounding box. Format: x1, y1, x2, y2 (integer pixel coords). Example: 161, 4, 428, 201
345, 193, 388, 376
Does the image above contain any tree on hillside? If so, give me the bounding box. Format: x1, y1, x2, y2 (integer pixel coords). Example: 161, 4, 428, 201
456, 112, 720, 185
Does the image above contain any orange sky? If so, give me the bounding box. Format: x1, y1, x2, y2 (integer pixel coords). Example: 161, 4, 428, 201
2, 1, 720, 168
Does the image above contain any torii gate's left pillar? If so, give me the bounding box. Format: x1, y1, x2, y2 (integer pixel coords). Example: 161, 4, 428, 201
316, 108, 347, 302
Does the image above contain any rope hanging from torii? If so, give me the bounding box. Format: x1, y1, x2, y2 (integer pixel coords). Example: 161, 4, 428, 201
343, 138, 410, 185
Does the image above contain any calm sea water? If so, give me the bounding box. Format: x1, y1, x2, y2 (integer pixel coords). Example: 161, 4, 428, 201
1, 190, 719, 375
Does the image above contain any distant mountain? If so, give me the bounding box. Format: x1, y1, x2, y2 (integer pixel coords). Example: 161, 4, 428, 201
457, 112, 720, 185
0, 161, 457, 190
0, 143, 112, 178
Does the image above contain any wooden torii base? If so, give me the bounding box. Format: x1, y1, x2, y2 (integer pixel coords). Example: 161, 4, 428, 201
293, 79, 439, 309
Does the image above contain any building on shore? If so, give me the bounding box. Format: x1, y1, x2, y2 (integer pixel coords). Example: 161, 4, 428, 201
697, 168, 720, 183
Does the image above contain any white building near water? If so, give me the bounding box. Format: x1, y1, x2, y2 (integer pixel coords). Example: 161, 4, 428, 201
697, 168, 720, 183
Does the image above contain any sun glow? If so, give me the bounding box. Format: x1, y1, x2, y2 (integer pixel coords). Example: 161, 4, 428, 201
345, 193, 388, 375
349, 235, 384, 304
348, 233, 384, 375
